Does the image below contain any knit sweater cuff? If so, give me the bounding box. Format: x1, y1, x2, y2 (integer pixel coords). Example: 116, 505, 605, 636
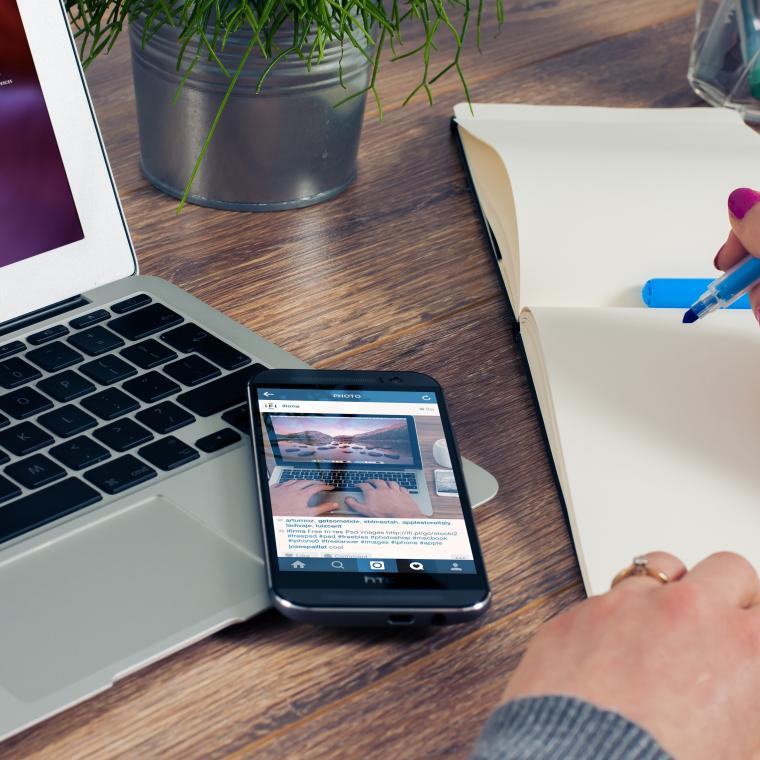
472, 695, 672, 760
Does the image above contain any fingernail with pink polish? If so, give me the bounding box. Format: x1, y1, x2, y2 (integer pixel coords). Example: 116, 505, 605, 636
728, 188, 760, 219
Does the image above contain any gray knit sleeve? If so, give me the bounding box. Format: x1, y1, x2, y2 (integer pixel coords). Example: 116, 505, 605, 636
472, 696, 672, 760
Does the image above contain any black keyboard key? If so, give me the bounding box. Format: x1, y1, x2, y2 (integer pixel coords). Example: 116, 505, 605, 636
81, 388, 139, 421
0, 478, 101, 544
0, 357, 42, 389
176, 364, 264, 417
196, 428, 241, 453
164, 355, 220, 387
120, 339, 177, 370
0, 475, 20, 504
108, 304, 182, 341
0, 341, 24, 360
27, 324, 69, 345
139, 436, 200, 471
26, 341, 83, 373
68, 326, 125, 357
122, 372, 180, 404
6, 454, 65, 489
0, 387, 53, 420
0, 413, 8, 430
135, 401, 195, 435
94, 419, 153, 452
111, 294, 152, 314
37, 370, 96, 402
0, 449, 8, 465
38, 405, 97, 438
221, 404, 251, 435
0, 422, 54, 456
50, 436, 111, 471
70, 309, 110, 330
85, 455, 156, 495
161, 324, 251, 371
80, 355, 137, 386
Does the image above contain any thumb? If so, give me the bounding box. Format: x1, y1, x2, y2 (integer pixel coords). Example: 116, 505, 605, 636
344, 496, 362, 510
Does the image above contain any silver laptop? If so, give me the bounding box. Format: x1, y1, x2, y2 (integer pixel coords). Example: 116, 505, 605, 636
267, 413, 433, 516
0, 0, 497, 743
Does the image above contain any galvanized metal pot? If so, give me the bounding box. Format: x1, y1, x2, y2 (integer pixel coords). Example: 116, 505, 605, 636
129, 19, 371, 211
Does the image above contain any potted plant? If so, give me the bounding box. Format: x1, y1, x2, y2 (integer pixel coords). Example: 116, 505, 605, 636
66, 1, 502, 211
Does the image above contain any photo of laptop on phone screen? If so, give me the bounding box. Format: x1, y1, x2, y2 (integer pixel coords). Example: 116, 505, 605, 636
266, 412, 433, 516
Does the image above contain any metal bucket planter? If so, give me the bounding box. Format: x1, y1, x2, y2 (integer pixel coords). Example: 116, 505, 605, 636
129, 18, 371, 211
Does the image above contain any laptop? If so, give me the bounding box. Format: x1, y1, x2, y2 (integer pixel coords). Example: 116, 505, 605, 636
0, 0, 497, 742
266, 413, 434, 516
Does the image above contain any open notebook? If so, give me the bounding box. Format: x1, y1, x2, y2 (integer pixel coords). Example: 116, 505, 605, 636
455, 104, 760, 595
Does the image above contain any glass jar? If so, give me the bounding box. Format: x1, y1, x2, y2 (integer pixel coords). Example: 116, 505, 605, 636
689, 0, 760, 122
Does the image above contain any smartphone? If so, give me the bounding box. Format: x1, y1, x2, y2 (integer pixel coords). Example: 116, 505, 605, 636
247, 369, 491, 627
434, 469, 459, 497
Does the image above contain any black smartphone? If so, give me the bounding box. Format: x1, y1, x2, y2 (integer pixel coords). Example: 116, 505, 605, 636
247, 369, 491, 627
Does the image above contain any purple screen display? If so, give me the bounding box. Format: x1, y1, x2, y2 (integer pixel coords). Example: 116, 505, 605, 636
0, 1, 84, 268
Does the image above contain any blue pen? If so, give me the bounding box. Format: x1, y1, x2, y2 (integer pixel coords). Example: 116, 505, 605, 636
682, 254, 760, 323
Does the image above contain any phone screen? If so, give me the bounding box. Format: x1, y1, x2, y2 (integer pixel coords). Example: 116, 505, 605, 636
435, 469, 459, 496
253, 385, 484, 585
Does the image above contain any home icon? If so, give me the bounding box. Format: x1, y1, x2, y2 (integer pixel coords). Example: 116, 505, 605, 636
291, 560, 306, 569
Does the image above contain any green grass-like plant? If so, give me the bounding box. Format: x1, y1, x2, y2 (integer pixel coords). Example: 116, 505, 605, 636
66, 0, 503, 207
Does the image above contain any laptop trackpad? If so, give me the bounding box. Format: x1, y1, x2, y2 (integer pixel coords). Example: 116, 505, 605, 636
0, 496, 260, 702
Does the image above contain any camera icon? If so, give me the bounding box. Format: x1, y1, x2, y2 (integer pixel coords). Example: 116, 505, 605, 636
369, 560, 385, 571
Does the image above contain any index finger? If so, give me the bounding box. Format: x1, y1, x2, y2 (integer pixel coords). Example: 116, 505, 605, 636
682, 551, 760, 609
713, 189, 760, 319
715, 189, 760, 271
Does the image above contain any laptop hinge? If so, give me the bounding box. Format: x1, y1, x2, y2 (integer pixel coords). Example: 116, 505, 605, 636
0, 295, 90, 338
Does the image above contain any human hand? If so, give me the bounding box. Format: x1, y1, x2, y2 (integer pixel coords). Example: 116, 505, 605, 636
269, 480, 339, 516
503, 551, 760, 760
345, 479, 422, 518
714, 188, 760, 321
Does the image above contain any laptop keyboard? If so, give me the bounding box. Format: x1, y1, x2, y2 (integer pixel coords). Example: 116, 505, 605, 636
279, 469, 418, 492
0, 294, 263, 545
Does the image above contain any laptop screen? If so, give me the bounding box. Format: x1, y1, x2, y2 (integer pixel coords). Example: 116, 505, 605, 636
265, 414, 421, 468
0, 0, 84, 269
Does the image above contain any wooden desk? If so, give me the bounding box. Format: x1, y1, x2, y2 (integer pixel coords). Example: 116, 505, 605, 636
5, 1, 700, 756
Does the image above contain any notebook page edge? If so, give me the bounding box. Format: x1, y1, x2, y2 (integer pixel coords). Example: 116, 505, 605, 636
520, 307, 594, 596
456, 118, 521, 316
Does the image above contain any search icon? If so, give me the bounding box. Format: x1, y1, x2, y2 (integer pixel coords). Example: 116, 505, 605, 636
331, 560, 345, 569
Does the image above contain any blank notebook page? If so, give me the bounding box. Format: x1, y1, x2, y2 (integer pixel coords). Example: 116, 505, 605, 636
522, 306, 760, 595
455, 105, 760, 311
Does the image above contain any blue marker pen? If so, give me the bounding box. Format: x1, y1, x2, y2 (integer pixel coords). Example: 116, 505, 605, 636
683, 254, 760, 323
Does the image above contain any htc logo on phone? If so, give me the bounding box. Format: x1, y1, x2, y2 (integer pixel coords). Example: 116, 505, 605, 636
364, 575, 390, 585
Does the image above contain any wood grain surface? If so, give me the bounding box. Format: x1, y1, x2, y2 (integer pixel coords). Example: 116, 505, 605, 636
4, 1, 701, 756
